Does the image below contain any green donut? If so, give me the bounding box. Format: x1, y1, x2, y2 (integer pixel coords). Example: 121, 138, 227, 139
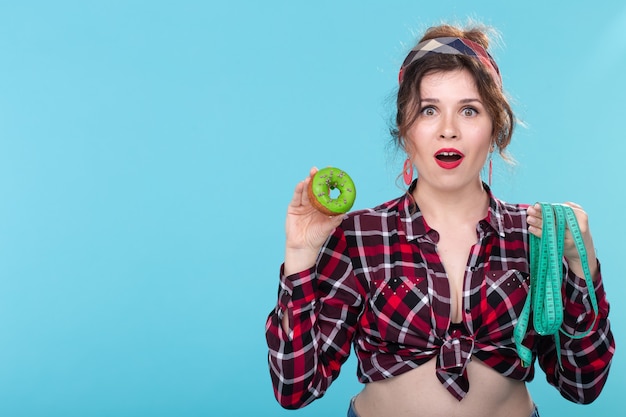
309, 167, 356, 215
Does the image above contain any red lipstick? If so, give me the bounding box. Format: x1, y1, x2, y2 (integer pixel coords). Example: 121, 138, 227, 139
434, 148, 464, 169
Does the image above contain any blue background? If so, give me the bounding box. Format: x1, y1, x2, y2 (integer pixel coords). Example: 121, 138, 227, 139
0, 1, 623, 416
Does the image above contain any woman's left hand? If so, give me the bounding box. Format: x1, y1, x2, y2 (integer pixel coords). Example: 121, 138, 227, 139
526, 202, 598, 280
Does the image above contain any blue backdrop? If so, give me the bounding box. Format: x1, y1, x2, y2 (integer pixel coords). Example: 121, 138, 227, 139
0, 1, 623, 416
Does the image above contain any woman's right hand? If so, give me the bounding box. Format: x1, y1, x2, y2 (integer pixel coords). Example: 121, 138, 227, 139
283, 167, 345, 275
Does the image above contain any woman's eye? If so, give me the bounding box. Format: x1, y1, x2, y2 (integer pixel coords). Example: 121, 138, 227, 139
462, 108, 478, 116
421, 107, 436, 116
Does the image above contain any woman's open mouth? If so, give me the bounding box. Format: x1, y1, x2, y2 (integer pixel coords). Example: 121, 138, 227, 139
434, 149, 464, 169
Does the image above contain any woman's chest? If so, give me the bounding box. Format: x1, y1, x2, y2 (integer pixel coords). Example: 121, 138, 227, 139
352, 235, 530, 342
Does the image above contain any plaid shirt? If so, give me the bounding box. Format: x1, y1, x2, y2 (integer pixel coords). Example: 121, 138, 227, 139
266, 183, 614, 408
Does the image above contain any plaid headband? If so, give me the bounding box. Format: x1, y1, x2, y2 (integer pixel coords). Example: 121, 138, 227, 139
398, 36, 502, 86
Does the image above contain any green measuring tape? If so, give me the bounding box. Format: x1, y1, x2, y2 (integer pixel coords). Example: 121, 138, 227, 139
513, 203, 598, 368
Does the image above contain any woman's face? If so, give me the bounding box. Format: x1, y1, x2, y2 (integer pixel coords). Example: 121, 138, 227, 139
405, 69, 494, 192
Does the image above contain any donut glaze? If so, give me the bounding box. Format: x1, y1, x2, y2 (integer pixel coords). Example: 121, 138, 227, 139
307, 167, 356, 216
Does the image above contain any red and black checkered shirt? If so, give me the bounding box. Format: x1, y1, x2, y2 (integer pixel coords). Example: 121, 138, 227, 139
266, 184, 614, 408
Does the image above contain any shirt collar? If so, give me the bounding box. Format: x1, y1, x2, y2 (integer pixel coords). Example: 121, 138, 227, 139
483, 183, 507, 238
398, 180, 506, 241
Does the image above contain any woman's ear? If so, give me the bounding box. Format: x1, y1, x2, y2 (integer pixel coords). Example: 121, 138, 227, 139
402, 138, 414, 156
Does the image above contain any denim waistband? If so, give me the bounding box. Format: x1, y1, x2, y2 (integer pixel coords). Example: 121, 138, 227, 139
347, 397, 359, 417
347, 397, 540, 417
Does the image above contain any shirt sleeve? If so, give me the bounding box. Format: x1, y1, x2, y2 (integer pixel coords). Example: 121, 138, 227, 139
536, 261, 615, 404
265, 227, 363, 409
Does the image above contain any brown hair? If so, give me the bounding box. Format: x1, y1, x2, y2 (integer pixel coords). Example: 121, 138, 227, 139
391, 24, 515, 158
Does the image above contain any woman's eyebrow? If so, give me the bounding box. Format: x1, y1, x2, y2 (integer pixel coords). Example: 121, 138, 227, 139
419, 98, 483, 104
459, 98, 483, 104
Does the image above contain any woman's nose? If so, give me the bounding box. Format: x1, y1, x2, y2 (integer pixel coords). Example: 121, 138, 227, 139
439, 114, 458, 139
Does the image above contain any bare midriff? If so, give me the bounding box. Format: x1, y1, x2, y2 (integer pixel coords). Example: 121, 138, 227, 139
353, 357, 534, 417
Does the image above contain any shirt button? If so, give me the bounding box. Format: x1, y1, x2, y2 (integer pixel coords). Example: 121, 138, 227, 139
465, 308, 471, 314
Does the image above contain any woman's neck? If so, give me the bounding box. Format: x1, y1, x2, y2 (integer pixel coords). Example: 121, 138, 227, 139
412, 178, 490, 226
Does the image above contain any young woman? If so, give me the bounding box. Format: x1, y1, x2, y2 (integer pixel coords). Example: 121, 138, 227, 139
265, 23, 614, 417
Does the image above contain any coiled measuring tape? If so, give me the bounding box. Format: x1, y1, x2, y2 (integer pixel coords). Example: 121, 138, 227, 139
513, 203, 598, 368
